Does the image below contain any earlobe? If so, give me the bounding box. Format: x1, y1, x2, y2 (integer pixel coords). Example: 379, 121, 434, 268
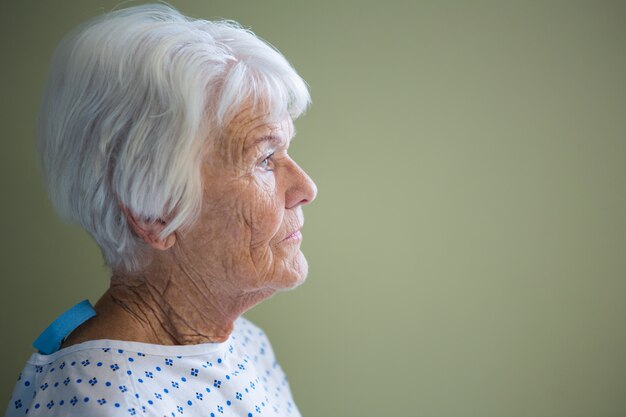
158, 231, 177, 251
120, 205, 177, 251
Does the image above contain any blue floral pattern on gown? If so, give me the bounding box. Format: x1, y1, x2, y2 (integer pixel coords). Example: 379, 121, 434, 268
5, 317, 300, 417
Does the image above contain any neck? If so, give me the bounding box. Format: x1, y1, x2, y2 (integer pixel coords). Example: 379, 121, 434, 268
65, 255, 276, 347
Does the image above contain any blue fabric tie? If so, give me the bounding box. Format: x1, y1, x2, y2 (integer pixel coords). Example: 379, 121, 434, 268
33, 300, 97, 355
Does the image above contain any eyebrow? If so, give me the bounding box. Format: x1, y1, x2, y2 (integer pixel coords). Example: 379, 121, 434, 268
244, 134, 292, 152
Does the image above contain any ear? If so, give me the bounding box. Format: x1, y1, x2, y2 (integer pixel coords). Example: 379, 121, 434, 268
120, 206, 177, 251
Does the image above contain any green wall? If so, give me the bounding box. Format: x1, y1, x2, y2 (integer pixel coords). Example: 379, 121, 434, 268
1, 1, 625, 416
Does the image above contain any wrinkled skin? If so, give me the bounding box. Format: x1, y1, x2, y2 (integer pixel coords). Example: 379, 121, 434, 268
186, 107, 315, 293
63, 106, 317, 346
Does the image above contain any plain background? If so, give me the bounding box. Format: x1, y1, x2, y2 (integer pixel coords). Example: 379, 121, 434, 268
1, 1, 625, 416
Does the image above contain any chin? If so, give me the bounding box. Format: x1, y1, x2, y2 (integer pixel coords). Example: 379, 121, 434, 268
276, 251, 309, 291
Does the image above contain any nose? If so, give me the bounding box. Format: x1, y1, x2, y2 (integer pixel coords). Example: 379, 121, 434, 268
285, 160, 317, 209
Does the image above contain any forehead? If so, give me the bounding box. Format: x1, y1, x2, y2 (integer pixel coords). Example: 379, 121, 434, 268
225, 105, 294, 145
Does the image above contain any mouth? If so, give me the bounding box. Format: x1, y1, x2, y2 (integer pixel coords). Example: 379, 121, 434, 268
280, 228, 302, 243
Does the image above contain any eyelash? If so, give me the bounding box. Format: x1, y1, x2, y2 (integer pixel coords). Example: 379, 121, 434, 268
259, 152, 275, 171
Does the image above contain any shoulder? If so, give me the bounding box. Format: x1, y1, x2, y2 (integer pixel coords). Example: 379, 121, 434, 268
5, 347, 132, 417
5, 323, 300, 417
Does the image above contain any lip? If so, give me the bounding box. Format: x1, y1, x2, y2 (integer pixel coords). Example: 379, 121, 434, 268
280, 229, 302, 243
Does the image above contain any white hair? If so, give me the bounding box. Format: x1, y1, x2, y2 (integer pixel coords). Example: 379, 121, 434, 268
38, 3, 310, 272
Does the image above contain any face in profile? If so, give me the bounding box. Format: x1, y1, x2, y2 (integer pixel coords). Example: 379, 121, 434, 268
172, 105, 317, 296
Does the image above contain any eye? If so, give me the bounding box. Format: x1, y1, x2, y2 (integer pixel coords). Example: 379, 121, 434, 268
258, 152, 275, 171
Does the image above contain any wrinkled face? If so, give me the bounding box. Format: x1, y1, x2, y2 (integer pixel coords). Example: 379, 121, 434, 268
174, 105, 317, 296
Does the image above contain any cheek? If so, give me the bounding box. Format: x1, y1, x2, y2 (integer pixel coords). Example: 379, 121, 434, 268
191, 172, 287, 281
246, 175, 283, 244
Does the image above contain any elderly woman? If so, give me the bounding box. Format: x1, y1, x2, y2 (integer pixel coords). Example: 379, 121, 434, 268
6, 4, 315, 417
